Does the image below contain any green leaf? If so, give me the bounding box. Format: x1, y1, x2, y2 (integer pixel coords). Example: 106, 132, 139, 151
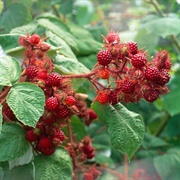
92, 101, 145, 160
0, 0, 3, 14
3, 163, 34, 180
54, 54, 90, 75
140, 17, 180, 38
0, 104, 2, 134
7, 82, 45, 127
95, 154, 115, 168
1, 3, 32, 32
0, 34, 21, 52
70, 115, 87, 141
59, 0, 73, 15
34, 148, 72, 180
10, 21, 38, 35
46, 30, 77, 60
0, 123, 30, 161
0, 56, 21, 86
0, 167, 4, 180
154, 151, 180, 180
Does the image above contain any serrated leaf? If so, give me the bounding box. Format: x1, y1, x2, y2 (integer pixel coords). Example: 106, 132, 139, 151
7, 82, 45, 127
0, 123, 30, 161
0, 105, 2, 133
154, 151, 180, 180
9, 146, 33, 170
34, 148, 72, 180
92, 101, 145, 160
54, 54, 90, 74
140, 17, 180, 38
0, 56, 21, 86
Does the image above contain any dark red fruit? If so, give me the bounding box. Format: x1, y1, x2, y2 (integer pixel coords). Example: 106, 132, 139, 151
108, 91, 119, 105
86, 152, 95, 159
36, 70, 48, 81
53, 129, 66, 142
40, 146, 55, 156
97, 50, 112, 66
128, 41, 138, 55
97, 92, 109, 104
30, 34, 40, 45
163, 60, 171, 70
157, 69, 170, 85
107, 30, 120, 43
88, 109, 97, 120
38, 137, 52, 149
45, 96, 59, 111
82, 145, 94, 154
46, 72, 61, 86
65, 96, 76, 106
83, 173, 93, 180
121, 80, 135, 94
131, 53, 146, 68
145, 66, 160, 81
2, 105, 15, 119
144, 89, 159, 102
98, 68, 110, 79
57, 104, 70, 118
43, 116, 56, 125
26, 129, 38, 142
26, 65, 38, 79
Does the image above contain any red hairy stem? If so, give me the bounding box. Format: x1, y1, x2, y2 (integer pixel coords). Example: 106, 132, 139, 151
0, 87, 11, 104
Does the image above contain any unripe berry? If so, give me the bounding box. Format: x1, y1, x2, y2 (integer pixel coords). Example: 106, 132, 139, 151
65, 96, 76, 106
97, 92, 109, 104
97, 50, 112, 66
98, 68, 110, 79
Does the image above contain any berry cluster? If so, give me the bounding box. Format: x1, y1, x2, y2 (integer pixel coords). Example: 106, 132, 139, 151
92, 30, 171, 104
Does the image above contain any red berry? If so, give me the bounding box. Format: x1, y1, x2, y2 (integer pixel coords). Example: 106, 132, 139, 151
157, 69, 170, 85
86, 152, 95, 159
97, 50, 112, 66
88, 109, 97, 120
38, 137, 52, 149
57, 104, 70, 118
26, 65, 38, 79
108, 91, 119, 105
107, 30, 120, 43
30, 34, 40, 45
36, 70, 48, 81
53, 129, 66, 142
2, 105, 15, 119
82, 145, 94, 154
131, 53, 146, 68
83, 173, 93, 180
163, 60, 171, 70
128, 41, 138, 55
121, 80, 135, 94
65, 96, 76, 106
43, 116, 56, 125
145, 66, 160, 81
97, 92, 109, 104
45, 96, 59, 111
98, 68, 110, 79
144, 89, 159, 102
46, 72, 61, 86
26, 129, 38, 142
40, 146, 55, 156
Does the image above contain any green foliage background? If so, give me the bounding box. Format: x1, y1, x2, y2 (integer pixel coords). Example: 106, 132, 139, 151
0, 0, 180, 179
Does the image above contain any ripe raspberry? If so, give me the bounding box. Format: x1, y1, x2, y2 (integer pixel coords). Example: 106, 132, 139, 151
97, 92, 109, 104
30, 34, 40, 45
107, 30, 120, 43
121, 80, 135, 94
128, 41, 138, 55
43, 116, 56, 125
163, 60, 171, 70
46, 72, 62, 86
65, 96, 76, 106
40, 146, 55, 156
2, 105, 15, 119
45, 96, 59, 111
98, 68, 110, 79
36, 70, 48, 81
38, 137, 52, 149
86, 152, 95, 159
88, 109, 97, 120
53, 129, 66, 142
26, 129, 38, 142
131, 54, 146, 68
108, 91, 119, 105
57, 104, 70, 118
83, 173, 93, 180
156, 69, 170, 86
97, 50, 112, 66
145, 66, 160, 81
144, 89, 159, 102
26, 65, 38, 79
82, 145, 94, 154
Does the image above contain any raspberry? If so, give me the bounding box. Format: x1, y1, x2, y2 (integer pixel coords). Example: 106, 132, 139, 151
97, 50, 112, 66
97, 92, 109, 104
163, 60, 171, 70
45, 96, 59, 111
83, 173, 93, 180
131, 54, 146, 68
145, 66, 160, 81
128, 41, 138, 55
108, 91, 119, 105
38, 137, 52, 149
86, 152, 95, 159
2, 105, 15, 119
26, 129, 38, 142
65, 96, 76, 106
156, 69, 170, 86
43, 116, 56, 125
144, 89, 159, 102
53, 129, 66, 142
30, 34, 40, 45
57, 104, 70, 118
82, 145, 94, 154
88, 109, 97, 120
46, 72, 62, 86
98, 68, 110, 79
107, 30, 120, 43
121, 80, 135, 94
40, 146, 55, 156
26, 65, 38, 79
36, 70, 48, 81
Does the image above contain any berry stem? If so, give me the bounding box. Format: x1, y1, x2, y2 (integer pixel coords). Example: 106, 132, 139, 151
0, 87, 11, 104
67, 118, 73, 144
124, 154, 129, 180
